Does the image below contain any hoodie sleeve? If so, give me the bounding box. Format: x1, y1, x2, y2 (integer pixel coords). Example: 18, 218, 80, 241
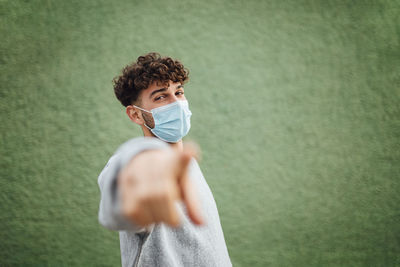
97, 137, 170, 232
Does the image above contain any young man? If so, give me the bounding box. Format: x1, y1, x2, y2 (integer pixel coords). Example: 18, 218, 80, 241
98, 52, 232, 266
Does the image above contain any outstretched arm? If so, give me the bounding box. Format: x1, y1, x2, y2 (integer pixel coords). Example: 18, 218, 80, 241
98, 137, 203, 232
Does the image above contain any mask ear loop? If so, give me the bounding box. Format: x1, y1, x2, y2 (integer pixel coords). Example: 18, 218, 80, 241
132, 105, 153, 130
132, 105, 151, 113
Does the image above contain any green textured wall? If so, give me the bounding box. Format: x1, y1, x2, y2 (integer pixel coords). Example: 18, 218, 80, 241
1, 0, 399, 266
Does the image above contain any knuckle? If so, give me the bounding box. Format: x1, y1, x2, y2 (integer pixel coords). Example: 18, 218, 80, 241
139, 194, 153, 205
135, 217, 148, 227
154, 190, 169, 202
124, 205, 140, 220
169, 217, 180, 227
136, 190, 150, 204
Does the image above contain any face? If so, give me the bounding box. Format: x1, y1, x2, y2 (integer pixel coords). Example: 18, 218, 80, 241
126, 81, 187, 129
140, 80, 186, 110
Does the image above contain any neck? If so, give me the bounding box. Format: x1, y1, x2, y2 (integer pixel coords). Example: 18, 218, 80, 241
141, 125, 183, 151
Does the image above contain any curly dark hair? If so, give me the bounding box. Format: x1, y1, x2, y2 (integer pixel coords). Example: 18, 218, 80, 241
113, 52, 189, 107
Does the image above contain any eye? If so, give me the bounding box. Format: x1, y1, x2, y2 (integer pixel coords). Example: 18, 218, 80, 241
154, 95, 166, 101
175, 90, 184, 96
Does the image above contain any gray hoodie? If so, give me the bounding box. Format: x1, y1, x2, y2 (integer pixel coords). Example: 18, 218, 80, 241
98, 137, 232, 267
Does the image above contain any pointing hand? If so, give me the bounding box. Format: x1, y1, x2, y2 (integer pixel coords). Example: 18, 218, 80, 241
118, 142, 204, 228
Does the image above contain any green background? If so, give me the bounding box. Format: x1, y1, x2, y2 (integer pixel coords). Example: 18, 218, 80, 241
1, 0, 399, 266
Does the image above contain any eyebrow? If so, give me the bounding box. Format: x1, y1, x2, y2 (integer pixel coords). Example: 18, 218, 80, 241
149, 87, 167, 97
149, 85, 184, 98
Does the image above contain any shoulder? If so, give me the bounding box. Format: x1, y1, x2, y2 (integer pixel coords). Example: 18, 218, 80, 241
116, 137, 169, 153
113, 136, 171, 168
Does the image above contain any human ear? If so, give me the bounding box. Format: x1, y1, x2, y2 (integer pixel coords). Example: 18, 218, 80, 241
126, 105, 144, 125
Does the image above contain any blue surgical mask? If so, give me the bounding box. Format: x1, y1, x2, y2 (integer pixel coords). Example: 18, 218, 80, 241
133, 100, 192, 143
